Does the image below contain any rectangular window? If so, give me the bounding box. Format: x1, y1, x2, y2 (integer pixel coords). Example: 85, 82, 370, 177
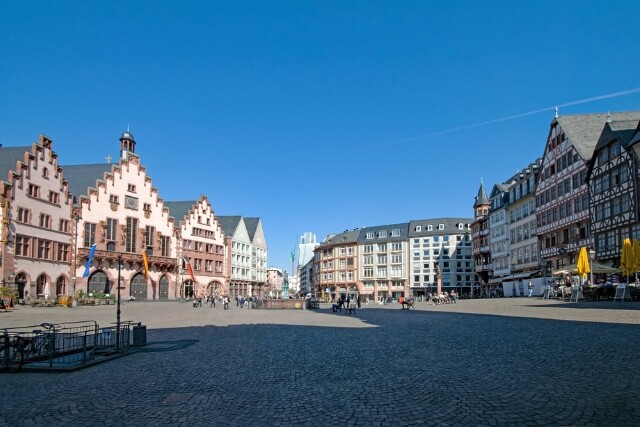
48, 191, 60, 204
57, 243, 70, 262
27, 184, 40, 198
161, 236, 171, 257
366, 232, 374, 239
391, 242, 402, 251
126, 217, 138, 252
145, 225, 155, 247
15, 235, 30, 256
39, 214, 52, 229
104, 218, 117, 241
377, 243, 387, 252
109, 194, 119, 204
59, 219, 69, 233
127, 184, 136, 193
37, 239, 51, 259
377, 254, 387, 264
84, 223, 96, 247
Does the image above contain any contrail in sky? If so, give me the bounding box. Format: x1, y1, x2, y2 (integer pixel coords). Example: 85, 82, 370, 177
349, 86, 640, 153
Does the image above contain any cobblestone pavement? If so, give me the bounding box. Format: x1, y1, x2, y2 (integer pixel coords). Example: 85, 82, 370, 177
1, 298, 639, 426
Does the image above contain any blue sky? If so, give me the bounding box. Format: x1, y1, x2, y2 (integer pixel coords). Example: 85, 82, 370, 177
2, 1, 640, 274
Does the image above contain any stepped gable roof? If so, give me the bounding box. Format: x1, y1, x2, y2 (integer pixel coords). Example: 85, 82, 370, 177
408, 218, 473, 237
60, 163, 113, 202
554, 111, 640, 160
0, 146, 30, 181
217, 215, 243, 238
357, 223, 409, 243
244, 217, 260, 240
164, 200, 196, 223
474, 181, 489, 207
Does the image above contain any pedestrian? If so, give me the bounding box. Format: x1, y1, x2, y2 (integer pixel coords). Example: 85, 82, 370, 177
527, 281, 534, 297
346, 294, 351, 308
356, 293, 361, 309
235, 295, 239, 307
223, 296, 230, 310
210, 294, 216, 308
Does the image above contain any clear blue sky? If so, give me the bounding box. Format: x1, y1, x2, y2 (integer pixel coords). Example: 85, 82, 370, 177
2, 1, 640, 274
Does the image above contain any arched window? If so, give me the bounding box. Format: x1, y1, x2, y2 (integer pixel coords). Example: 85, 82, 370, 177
37, 274, 49, 297
56, 276, 66, 296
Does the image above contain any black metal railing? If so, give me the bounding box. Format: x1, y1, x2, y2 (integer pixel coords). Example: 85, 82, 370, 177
1, 320, 133, 372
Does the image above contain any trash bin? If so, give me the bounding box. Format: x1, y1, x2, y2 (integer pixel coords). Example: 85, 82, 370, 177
132, 324, 147, 346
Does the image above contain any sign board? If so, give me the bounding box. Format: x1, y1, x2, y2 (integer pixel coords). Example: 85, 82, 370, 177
543, 285, 551, 300
614, 285, 627, 302
569, 285, 580, 303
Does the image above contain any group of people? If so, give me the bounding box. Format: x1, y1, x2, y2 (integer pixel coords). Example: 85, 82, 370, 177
428, 290, 458, 305
191, 294, 231, 310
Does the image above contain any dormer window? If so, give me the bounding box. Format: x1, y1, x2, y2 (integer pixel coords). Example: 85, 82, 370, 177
427, 225, 433, 231
391, 229, 400, 237
438, 224, 444, 230
379, 230, 387, 238
366, 232, 375, 239
415, 226, 422, 232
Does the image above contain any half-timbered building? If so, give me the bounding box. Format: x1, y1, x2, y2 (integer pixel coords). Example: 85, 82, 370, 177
536, 111, 640, 274
585, 115, 640, 265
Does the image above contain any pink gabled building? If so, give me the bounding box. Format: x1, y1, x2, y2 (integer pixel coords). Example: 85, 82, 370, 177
165, 196, 227, 298
64, 131, 178, 300
0, 135, 74, 300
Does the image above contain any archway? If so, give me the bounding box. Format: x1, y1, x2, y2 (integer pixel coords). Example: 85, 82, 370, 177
37, 274, 50, 298
130, 274, 147, 301
181, 280, 195, 298
88, 271, 110, 294
207, 280, 223, 297
159, 275, 169, 301
15, 273, 28, 298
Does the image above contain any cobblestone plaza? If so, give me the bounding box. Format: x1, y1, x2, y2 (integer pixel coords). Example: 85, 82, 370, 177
1, 299, 639, 426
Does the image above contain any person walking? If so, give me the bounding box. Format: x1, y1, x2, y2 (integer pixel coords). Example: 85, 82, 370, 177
210, 294, 216, 308
527, 281, 534, 297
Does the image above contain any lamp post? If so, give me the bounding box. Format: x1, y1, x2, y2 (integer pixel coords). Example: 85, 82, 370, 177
116, 255, 122, 352
73, 215, 79, 294
589, 248, 595, 286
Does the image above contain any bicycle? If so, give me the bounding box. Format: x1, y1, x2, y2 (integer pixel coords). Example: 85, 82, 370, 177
1, 323, 57, 371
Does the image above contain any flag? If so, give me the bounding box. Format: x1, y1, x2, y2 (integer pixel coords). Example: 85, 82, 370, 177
183, 256, 196, 281
142, 251, 150, 279
82, 244, 97, 278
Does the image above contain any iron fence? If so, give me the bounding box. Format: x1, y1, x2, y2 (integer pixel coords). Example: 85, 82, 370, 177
1, 320, 133, 372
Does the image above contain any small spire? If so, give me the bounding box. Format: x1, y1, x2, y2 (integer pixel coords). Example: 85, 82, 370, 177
127, 124, 130, 132
607, 111, 611, 123
554, 107, 559, 118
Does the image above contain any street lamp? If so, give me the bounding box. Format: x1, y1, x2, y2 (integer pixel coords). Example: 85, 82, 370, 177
73, 215, 79, 294
116, 255, 122, 352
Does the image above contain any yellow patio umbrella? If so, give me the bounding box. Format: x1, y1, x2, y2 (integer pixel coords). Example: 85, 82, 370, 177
576, 246, 590, 278
620, 238, 634, 278
633, 239, 640, 275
